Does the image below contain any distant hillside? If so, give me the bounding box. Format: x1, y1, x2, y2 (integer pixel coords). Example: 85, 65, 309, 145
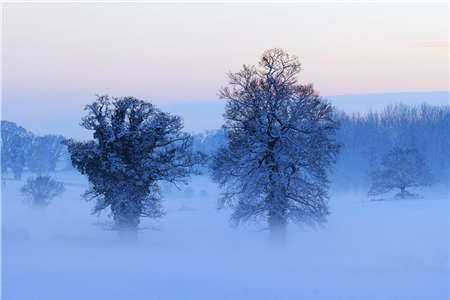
329, 91, 449, 114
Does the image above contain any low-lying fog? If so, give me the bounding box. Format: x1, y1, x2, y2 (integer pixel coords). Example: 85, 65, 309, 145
2, 172, 448, 300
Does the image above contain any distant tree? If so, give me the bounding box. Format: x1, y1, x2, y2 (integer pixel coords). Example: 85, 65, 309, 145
368, 147, 433, 199
21, 175, 65, 208
333, 103, 450, 189
211, 49, 340, 242
193, 129, 227, 155
192, 129, 227, 175
59, 145, 75, 171
27, 134, 65, 174
66, 95, 202, 239
1, 121, 32, 179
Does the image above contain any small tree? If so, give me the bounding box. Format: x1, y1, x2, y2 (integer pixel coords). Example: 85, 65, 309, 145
66, 95, 201, 238
368, 147, 433, 199
211, 49, 340, 242
21, 175, 65, 208
1, 121, 32, 179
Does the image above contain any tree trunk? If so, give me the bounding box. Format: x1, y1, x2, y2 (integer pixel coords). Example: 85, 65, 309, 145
268, 209, 287, 244
117, 226, 138, 242
266, 140, 287, 244
13, 170, 21, 180
112, 204, 140, 242
32, 196, 48, 209
396, 186, 413, 199
109, 192, 142, 242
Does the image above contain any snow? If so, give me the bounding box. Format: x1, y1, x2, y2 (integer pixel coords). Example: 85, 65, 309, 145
2, 172, 448, 300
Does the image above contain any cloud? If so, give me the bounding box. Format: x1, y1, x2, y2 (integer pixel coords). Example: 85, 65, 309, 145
418, 41, 450, 51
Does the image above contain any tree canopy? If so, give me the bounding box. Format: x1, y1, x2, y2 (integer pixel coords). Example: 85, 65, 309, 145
211, 49, 340, 240
66, 95, 202, 235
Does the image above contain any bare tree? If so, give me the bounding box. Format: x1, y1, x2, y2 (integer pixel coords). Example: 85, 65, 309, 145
369, 147, 433, 199
65, 95, 202, 239
21, 175, 65, 208
211, 49, 340, 242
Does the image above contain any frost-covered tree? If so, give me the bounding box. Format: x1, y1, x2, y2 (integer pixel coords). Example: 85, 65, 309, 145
66, 95, 201, 238
21, 175, 65, 208
1, 121, 32, 179
368, 147, 433, 199
27, 134, 65, 174
211, 49, 340, 241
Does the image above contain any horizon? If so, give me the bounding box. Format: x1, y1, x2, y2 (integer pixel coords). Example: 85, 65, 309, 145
2, 90, 449, 139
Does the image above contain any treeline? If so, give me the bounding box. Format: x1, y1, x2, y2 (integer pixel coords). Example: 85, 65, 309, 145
3, 103, 449, 188
334, 103, 450, 189
193, 103, 450, 189
1, 121, 70, 179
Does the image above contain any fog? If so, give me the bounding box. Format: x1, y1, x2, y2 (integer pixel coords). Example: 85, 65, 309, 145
2, 96, 449, 300
2, 171, 448, 299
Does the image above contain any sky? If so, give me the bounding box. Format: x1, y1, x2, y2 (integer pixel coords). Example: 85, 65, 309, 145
2, 3, 449, 138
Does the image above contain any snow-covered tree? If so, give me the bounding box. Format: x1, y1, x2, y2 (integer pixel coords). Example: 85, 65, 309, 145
21, 175, 65, 208
1, 121, 32, 179
66, 95, 202, 238
368, 147, 433, 199
27, 134, 65, 174
211, 49, 340, 241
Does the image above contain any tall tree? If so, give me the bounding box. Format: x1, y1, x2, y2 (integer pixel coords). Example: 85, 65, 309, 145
368, 147, 433, 199
66, 95, 202, 238
211, 49, 340, 241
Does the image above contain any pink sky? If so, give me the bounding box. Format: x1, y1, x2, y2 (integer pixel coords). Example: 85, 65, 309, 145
2, 3, 449, 137
4, 4, 449, 99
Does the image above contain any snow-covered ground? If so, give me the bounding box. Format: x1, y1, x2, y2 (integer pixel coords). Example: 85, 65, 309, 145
2, 172, 449, 300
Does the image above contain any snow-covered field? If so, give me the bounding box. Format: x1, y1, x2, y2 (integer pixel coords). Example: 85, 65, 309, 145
2, 172, 449, 300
